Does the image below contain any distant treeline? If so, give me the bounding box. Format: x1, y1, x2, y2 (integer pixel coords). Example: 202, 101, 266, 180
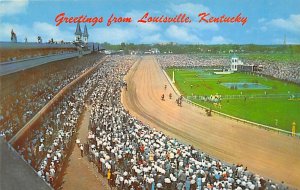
102, 43, 300, 63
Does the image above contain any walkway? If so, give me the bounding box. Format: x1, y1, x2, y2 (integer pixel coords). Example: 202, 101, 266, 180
62, 105, 110, 190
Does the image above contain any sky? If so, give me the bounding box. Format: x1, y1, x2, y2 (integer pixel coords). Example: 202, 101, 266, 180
0, 0, 299, 44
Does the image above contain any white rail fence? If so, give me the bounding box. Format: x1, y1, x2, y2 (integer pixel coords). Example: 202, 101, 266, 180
161, 69, 300, 138
188, 93, 300, 100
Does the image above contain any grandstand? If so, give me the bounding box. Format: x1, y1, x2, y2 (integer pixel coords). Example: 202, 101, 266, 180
0, 137, 51, 190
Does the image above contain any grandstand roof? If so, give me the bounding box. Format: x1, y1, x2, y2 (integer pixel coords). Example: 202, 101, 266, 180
87, 42, 105, 51
0, 137, 52, 190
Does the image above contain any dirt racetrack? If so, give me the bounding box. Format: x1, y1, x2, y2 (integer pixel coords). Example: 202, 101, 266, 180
121, 56, 300, 188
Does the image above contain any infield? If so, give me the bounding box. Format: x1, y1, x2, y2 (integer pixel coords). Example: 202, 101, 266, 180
167, 68, 300, 133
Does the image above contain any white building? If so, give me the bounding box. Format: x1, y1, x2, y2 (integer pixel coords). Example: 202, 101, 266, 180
230, 55, 243, 71
150, 48, 160, 54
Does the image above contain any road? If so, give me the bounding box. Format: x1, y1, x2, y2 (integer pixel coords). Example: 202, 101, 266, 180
121, 56, 300, 188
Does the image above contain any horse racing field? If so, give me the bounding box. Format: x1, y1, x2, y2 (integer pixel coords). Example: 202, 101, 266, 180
167, 68, 300, 133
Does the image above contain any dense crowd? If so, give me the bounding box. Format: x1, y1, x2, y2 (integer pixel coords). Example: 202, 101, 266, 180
157, 55, 227, 68
0, 54, 103, 140
157, 54, 300, 84
2, 54, 289, 189
254, 62, 300, 84
14, 56, 116, 187
14, 55, 136, 188
82, 56, 287, 190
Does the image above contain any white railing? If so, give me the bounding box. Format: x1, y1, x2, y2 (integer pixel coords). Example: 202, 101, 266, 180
188, 93, 300, 100
161, 68, 299, 137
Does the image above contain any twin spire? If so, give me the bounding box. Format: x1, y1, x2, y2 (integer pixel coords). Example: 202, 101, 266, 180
75, 23, 82, 35
83, 24, 88, 37
74, 23, 88, 43
75, 23, 88, 37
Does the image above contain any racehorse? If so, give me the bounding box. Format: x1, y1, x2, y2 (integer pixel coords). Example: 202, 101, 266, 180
176, 95, 183, 107
206, 108, 212, 116
169, 93, 172, 99
164, 85, 167, 90
161, 94, 165, 101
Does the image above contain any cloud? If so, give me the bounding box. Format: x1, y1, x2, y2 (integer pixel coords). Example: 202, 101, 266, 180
170, 3, 218, 31
210, 36, 230, 44
136, 22, 161, 33
259, 26, 267, 32
0, 0, 29, 18
125, 10, 147, 21
187, 20, 218, 31
0, 22, 73, 42
140, 34, 162, 44
165, 25, 202, 44
0, 20, 161, 44
0, 23, 27, 41
125, 10, 161, 33
0, 3, 220, 45
258, 18, 266, 23
170, 3, 210, 16
89, 27, 136, 44
116, 6, 217, 44
268, 14, 300, 33
33, 22, 74, 41
90, 25, 164, 44
0, 1, 220, 44
87, 10, 164, 44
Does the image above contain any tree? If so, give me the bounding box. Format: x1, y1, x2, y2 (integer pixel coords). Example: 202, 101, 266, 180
121, 42, 126, 50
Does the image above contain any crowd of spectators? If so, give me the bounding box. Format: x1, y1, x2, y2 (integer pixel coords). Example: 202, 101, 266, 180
14, 55, 136, 188
1, 54, 289, 189
0, 54, 103, 141
82, 55, 287, 190
157, 54, 300, 84
13, 56, 118, 187
157, 55, 227, 69
254, 62, 300, 84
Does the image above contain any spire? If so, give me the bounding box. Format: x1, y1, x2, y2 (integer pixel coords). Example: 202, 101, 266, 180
75, 23, 82, 35
83, 24, 89, 37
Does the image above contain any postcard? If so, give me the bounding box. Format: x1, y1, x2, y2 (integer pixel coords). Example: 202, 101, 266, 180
0, 0, 299, 190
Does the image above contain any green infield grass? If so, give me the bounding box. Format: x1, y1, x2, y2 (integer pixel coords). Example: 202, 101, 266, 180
166, 68, 300, 133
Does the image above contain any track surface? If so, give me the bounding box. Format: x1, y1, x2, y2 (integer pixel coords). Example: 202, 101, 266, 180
122, 56, 300, 188
62, 106, 109, 190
